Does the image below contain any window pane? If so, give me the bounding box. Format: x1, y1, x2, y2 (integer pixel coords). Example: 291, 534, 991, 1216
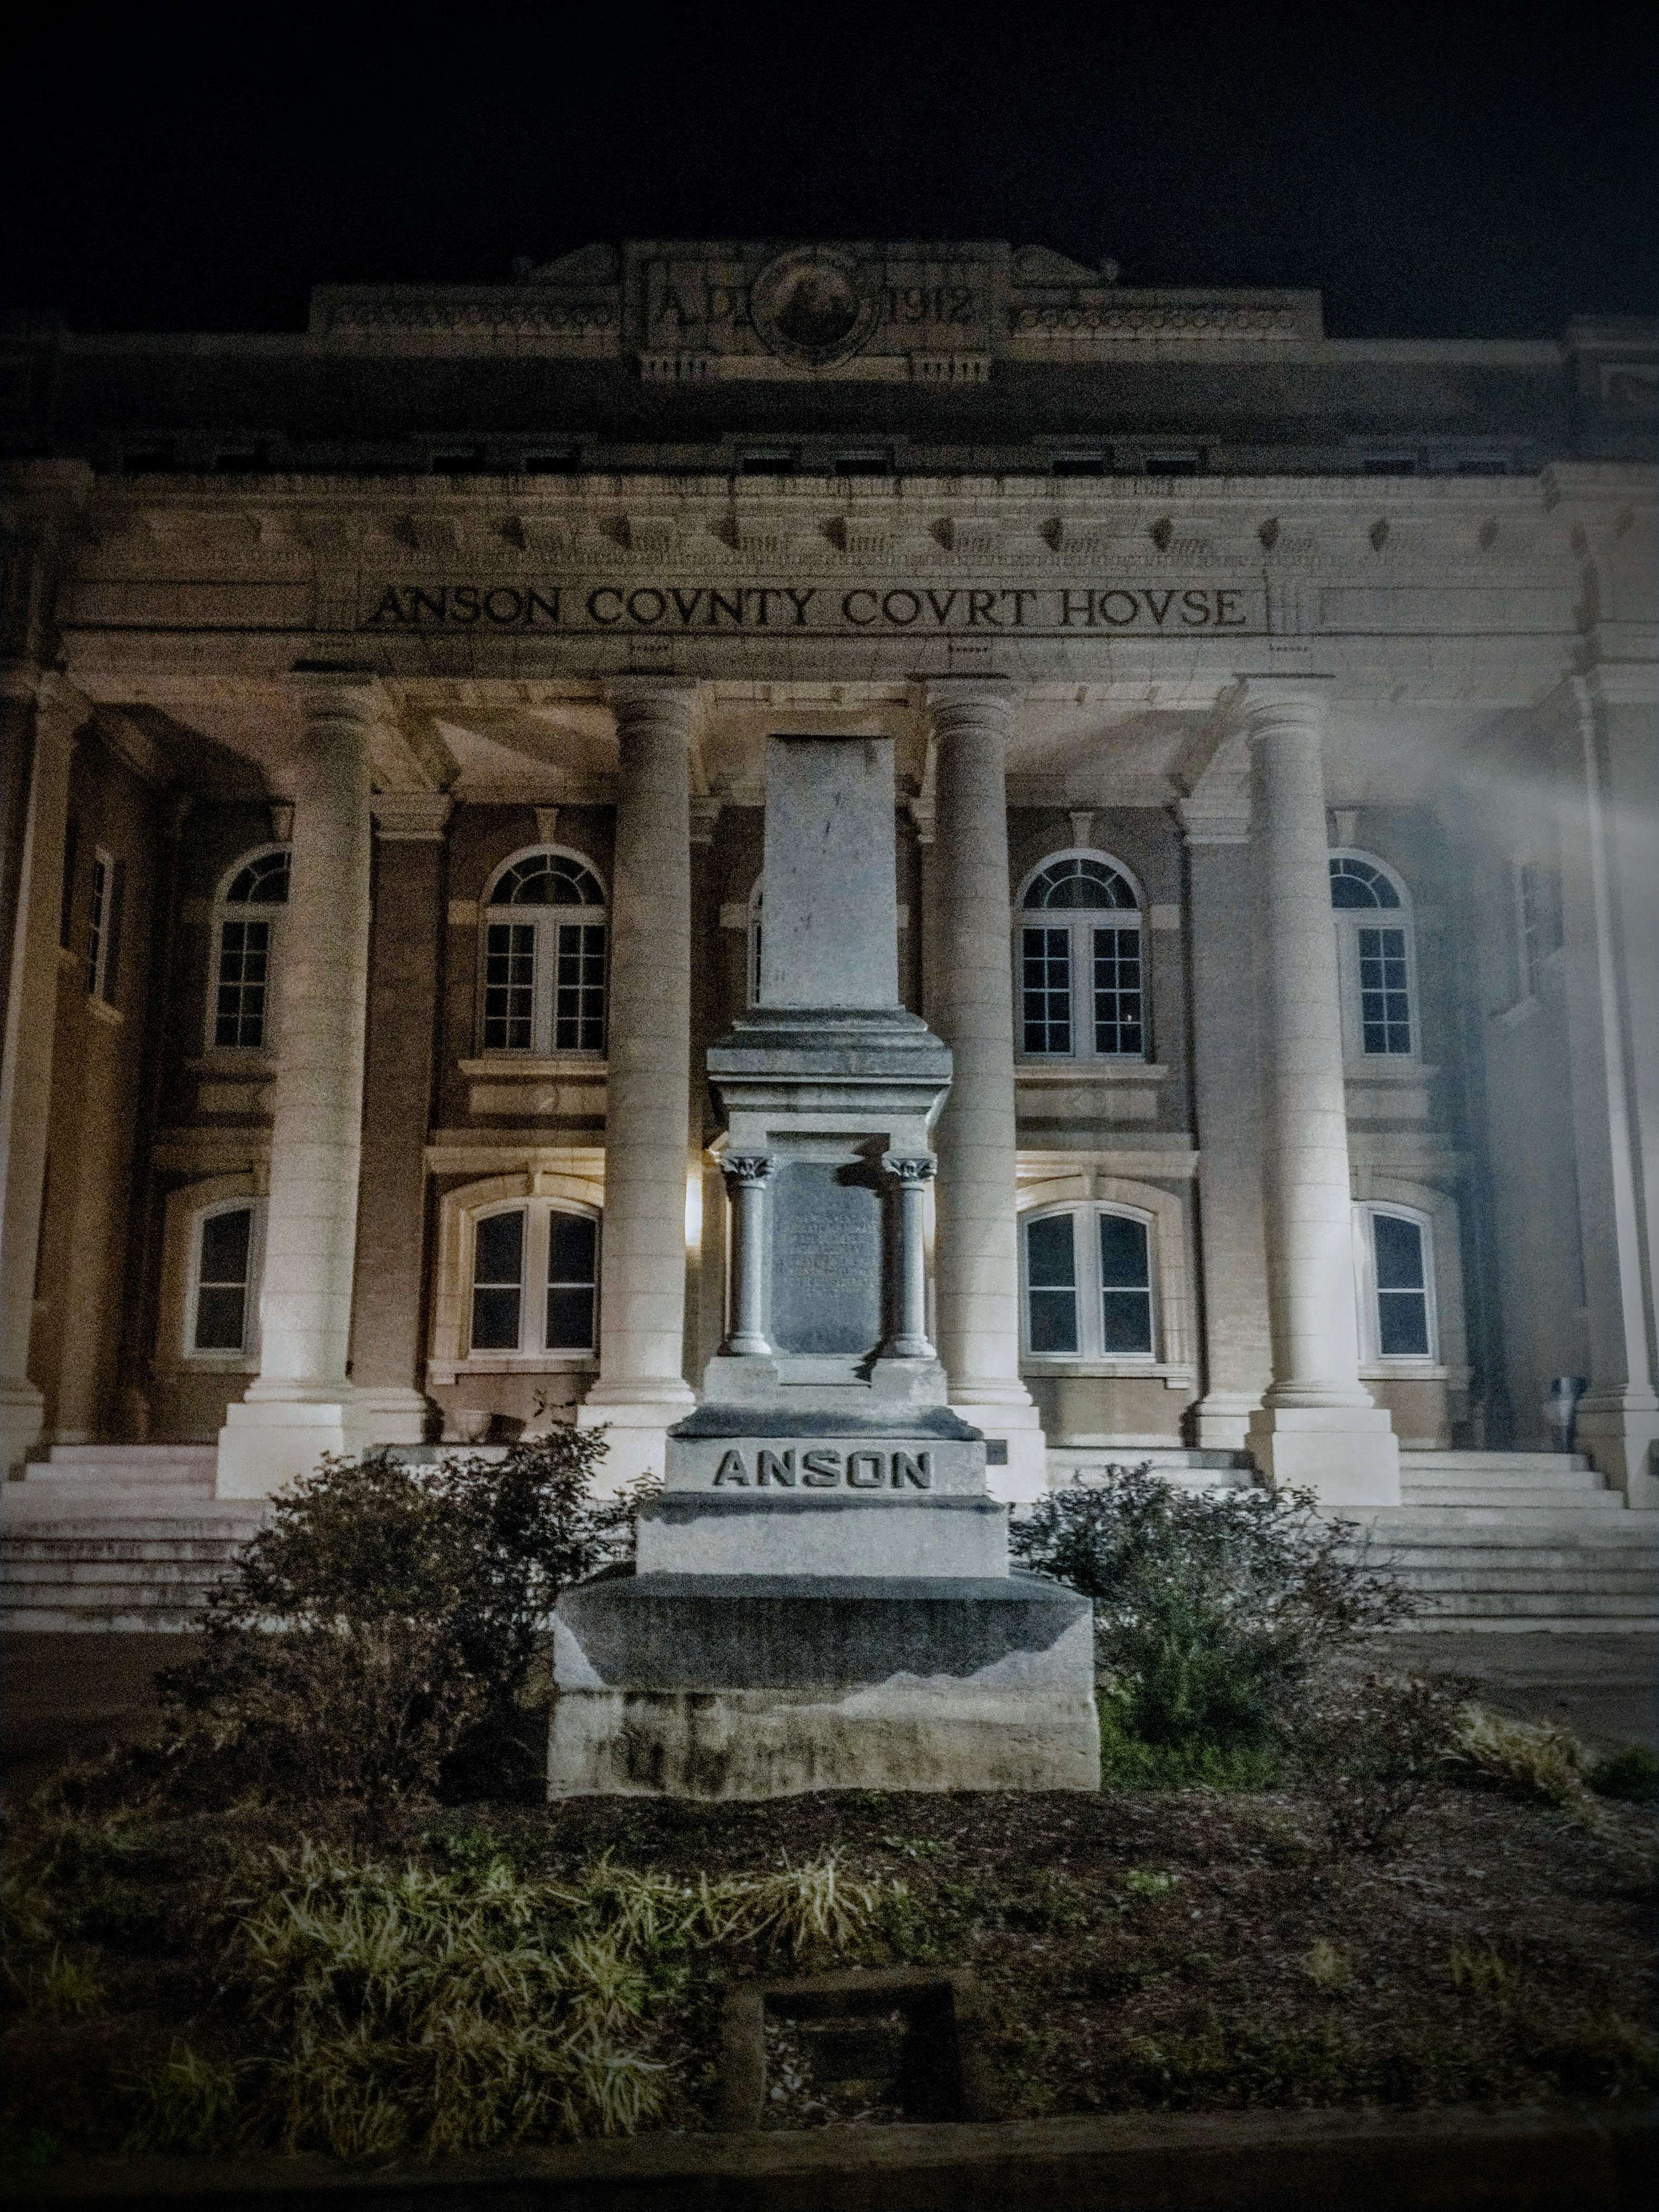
1377, 1292, 1430, 1357
1373, 1215, 1429, 1356
1098, 1213, 1150, 1289
199, 1206, 252, 1286
470, 1286, 522, 1350
548, 1212, 597, 1286
194, 1285, 246, 1351
1358, 926, 1412, 1054
473, 1208, 525, 1286
546, 1287, 596, 1351
1021, 927, 1072, 1053
1372, 1214, 1425, 1291
1025, 856, 1136, 910
482, 923, 535, 1051
554, 923, 606, 1051
1091, 926, 1144, 1055
1101, 1291, 1155, 1354
1026, 1214, 1078, 1352
214, 919, 270, 1047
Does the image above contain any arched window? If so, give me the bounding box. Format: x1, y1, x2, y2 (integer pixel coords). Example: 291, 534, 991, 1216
466, 1201, 599, 1358
1329, 852, 1416, 1059
1016, 852, 1146, 1060
209, 846, 289, 1050
185, 1197, 263, 1359
1353, 1203, 1437, 1364
480, 849, 607, 1055
1021, 1202, 1157, 1358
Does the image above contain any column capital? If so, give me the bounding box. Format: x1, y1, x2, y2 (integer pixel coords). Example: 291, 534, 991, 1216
882, 1151, 937, 1185
721, 1151, 776, 1187
604, 675, 699, 726
923, 676, 1025, 730
1176, 796, 1251, 846
1227, 673, 1333, 740
287, 666, 387, 734
372, 794, 453, 842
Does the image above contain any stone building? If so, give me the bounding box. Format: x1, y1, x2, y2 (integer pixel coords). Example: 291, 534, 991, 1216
1, 243, 1655, 1569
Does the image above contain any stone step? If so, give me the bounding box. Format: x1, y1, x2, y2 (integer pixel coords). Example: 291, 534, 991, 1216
43, 1443, 217, 1469
1399, 1488, 1618, 1509
1387, 1567, 1658, 1595
3, 1547, 252, 1579
2, 1575, 226, 1608
1362, 1510, 1654, 1541
1398, 1450, 1589, 1473
2, 1606, 209, 1633
1, 1488, 258, 1523
1398, 1589, 1659, 1622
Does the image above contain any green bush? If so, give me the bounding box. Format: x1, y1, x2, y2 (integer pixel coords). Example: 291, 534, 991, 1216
1588, 1743, 1659, 1804
156, 1432, 642, 1813
1011, 1463, 1412, 1756
1294, 1671, 1470, 1854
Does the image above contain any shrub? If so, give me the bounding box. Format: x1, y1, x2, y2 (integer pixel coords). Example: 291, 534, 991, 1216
1294, 1671, 1470, 1855
1445, 1705, 1589, 1807
156, 1432, 642, 1814
1011, 1463, 1412, 1753
1588, 1744, 1659, 1804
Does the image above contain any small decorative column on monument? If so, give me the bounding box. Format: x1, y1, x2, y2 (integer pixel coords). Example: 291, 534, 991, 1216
550, 733, 1098, 1800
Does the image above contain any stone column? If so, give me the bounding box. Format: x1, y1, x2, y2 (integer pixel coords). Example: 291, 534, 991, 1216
0, 678, 74, 1475
1240, 680, 1398, 1503
1180, 801, 1273, 1449
1560, 671, 1658, 1506
577, 679, 698, 1483
720, 1152, 774, 1357
883, 1152, 936, 1359
348, 794, 452, 1446
927, 679, 1045, 1499
217, 677, 376, 1497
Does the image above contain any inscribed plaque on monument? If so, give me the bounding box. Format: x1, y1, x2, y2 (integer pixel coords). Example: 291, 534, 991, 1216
769, 1161, 883, 1355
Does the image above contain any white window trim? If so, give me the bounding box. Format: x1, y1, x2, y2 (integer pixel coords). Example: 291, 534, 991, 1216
1013, 847, 1150, 1066
428, 1170, 605, 1384
477, 844, 609, 1059
1352, 1200, 1442, 1372
159, 1181, 266, 1374
207, 843, 289, 1056
1329, 847, 1420, 1066
1018, 1196, 1168, 1370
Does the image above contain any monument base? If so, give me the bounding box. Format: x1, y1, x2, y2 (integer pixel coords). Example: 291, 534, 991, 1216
549, 1569, 1100, 1799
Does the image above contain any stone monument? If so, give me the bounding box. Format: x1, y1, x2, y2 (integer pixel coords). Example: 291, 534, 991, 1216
549, 735, 1099, 1798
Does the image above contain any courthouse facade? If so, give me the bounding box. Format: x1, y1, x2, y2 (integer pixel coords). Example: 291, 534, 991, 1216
1, 241, 1654, 1509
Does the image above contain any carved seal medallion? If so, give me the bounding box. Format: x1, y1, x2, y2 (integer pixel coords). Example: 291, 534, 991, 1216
749, 246, 882, 368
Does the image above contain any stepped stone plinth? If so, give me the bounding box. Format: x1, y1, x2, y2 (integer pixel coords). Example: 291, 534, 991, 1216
549, 733, 1098, 1798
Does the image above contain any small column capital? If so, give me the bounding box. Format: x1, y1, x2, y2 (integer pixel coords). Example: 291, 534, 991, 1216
721, 1151, 776, 1187
604, 675, 699, 728
371, 793, 453, 842
923, 676, 1024, 733
882, 1152, 937, 1186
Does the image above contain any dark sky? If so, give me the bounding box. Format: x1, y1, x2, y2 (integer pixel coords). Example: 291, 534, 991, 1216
5, 4, 1654, 339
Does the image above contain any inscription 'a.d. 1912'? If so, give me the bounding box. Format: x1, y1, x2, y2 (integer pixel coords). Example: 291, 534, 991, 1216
712, 1447, 932, 1489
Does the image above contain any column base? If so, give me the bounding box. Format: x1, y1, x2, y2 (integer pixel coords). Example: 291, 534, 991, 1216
948, 1388, 1047, 1502
348, 1386, 433, 1449
216, 1393, 359, 1500
1575, 1394, 1659, 1510
1192, 1391, 1262, 1453
1246, 1401, 1400, 1507
0, 1380, 45, 1477
576, 1388, 697, 1492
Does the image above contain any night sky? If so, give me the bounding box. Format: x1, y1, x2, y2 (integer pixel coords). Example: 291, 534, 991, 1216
5, 6, 1654, 339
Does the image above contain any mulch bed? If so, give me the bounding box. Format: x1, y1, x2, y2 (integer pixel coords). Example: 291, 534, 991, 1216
5, 1772, 1651, 2158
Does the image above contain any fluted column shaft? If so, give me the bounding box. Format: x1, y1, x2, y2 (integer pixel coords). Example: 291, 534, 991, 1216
721, 1153, 774, 1357
250, 684, 375, 1394
884, 1153, 936, 1359
1249, 685, 1370, 1406
585, 681, 697, 1417
927, 682, 1042, 1490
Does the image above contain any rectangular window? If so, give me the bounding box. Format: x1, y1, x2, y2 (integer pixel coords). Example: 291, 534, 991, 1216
1091, 927, 1145, 1056
546, 1213, 598, 1350
194, 1206, 253, 1351
214, 919, 272, 1047
85, 848, 112, 998
471, 1210, 525, 1350
1025, 1213, 1079, 1352
1372, 1214, 1430, 1356
1358, 926, 1412, 1054
1021, 927, 1072, 1053
554, 922, 606, 1051
482, 922, 535, 1050
1099, 1213, 1155, 1353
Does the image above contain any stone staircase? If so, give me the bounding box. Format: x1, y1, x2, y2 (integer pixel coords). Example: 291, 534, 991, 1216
1, 1446, 264, 1631
1044, 1444, 1254, 1495
1367, 1451, 1658, 1632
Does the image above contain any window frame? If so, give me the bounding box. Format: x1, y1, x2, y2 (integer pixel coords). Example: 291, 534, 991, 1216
85, 845, 117, 1002
1013, 849, 1150, 1066
206, 843, 290, 1055
461, 1197, 602, 1368
1018, 1199, 1160, 1366
181, 1195, 265, 1369
1328, 848, 1420, 1064
1351, 1201, 1441, 1370
476, 845, 610, 1059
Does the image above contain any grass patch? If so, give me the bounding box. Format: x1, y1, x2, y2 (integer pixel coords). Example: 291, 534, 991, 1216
1097, 1693, 1284, 1791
